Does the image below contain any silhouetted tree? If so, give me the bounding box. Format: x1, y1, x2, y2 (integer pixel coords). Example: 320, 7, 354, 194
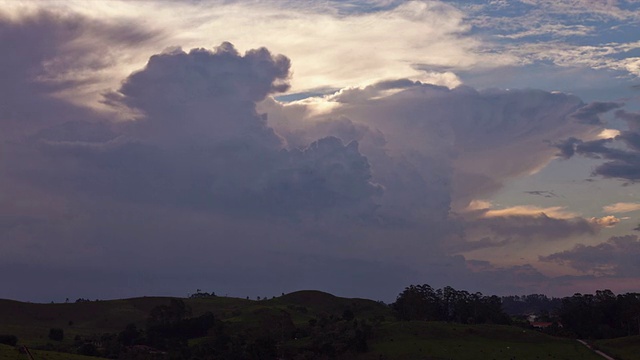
393, 284, 509, 324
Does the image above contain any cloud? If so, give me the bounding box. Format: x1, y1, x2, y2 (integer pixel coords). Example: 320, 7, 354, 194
0, 2, 634, 300
0, 7, 160, 122
480, 205, 578, 219
615, 109, 640, 132
451, 203, 618, 256
32, 43, 383, 220
569, 101, 623, 125
468, 213, 613, 242
517, 0, 639, 20
0, 0, 504, 110
597, 128, 621, 139
541, 235, 640, 276
555, 110, 640, 181
275, 82, 603, 213
603, 202, 640, 213
524, 190, 559, 198
457, 0, 640, 80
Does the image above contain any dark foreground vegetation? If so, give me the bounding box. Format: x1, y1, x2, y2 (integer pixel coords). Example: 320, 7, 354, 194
0, 285, 638, 359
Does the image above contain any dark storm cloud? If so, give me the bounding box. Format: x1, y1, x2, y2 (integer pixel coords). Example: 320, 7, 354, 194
554, 137, 583, 158
261, 136, 383, 216
556, 110, 640, 181
541, 235, 640, 276
31, 43, 381, 218
0, 10, 158, 139
568, 101, 623, 125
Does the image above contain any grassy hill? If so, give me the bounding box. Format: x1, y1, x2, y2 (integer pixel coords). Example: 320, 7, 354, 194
0, 297, 176, 347
0, 291, 389, 342
0, 291, 623, 359
595, 335, 640, 360
361, 321, 602, 360
0, 344, 107, 360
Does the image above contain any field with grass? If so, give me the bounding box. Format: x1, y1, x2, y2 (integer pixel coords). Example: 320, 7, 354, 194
0, 291, 627, 359
595, 335, 640, 360
359, 321, 603, 360
0, 344, 107, 360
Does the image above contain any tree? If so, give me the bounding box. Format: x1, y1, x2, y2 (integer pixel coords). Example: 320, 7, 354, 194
342, 308, 355, 321
189, 289, 217, 298
118, 323, 141, 346
392, 284, 509, 324
392, 284, 443, 321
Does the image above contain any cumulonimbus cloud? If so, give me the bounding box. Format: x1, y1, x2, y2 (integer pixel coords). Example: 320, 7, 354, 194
1, 3, 635, 300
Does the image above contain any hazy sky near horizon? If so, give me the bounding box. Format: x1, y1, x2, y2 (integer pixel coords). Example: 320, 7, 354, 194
1, 0, 640, 302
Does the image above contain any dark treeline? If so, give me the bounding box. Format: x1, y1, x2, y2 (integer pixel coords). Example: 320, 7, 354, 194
392, 284, 511, 324
393, 285, 640, 340
502, 291, 640, 339
559, 290, 640, 339
501, 294, 562, 316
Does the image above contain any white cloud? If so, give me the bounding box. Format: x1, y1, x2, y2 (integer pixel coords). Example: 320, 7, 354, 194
482, 205, 578, 219
603, 202, 640, 213
496, 24, 594, 39
517, 0, 639, 20
0, 0, 510, 114
598, 128, 622, 139
507, 41, 640, 76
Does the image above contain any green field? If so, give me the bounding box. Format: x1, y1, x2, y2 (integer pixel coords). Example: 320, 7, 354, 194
357, 321, 603, 360
595, 335, 640, 360
0, 291, 625, 359
0, 344, 107, 360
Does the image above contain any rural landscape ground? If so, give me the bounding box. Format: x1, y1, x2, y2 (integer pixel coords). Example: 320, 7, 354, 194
1, 289, 638, 360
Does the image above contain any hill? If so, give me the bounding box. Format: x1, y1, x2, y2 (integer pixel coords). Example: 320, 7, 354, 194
595, 335, 640, 360
0, 291, 621, 359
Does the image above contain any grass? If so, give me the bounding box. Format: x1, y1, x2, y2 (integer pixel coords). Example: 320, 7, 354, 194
0, 344, 107, 360
360, 321, 604, 360
0, 291, 390, 348
0, 297, 174, 347
595, 335, 640, 360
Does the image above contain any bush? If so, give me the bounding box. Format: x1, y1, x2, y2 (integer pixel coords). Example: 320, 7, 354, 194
48, 328, 64, 341
0, 334, 18, 346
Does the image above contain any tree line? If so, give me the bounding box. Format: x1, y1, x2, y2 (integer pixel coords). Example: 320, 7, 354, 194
392, 285, 640, 340
558, 290, 640, 338
391, 284, 511, 324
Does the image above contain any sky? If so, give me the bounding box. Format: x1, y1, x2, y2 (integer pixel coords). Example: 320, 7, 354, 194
1, 0, 639, 303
